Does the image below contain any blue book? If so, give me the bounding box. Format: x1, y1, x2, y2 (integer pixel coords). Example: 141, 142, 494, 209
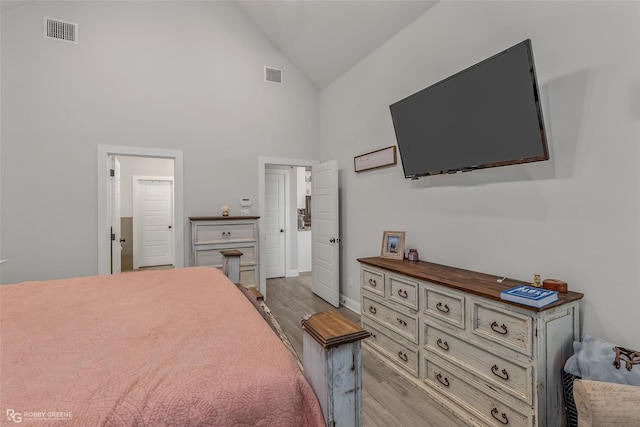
500, 285, 558, 308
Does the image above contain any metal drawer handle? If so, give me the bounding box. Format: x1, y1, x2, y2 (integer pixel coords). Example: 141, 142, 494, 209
222, 231, 231, 237
397, 289, 408, 298
396, 318, 407, 327
437, 338, 450, 351
491, 365, 509, 381
436, 302, 450, 313
491, 408, 509, 425
436, 373, 450, 387
398, 351, 408, 362
368, 306, 377, 315
368, 278, 377, 287
491, 321, 508, 335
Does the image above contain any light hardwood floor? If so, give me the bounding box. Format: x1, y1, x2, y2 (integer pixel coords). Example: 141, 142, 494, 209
266, 273, 466, 427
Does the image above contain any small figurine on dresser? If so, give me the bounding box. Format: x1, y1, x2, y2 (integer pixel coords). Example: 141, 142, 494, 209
221, 206, 230, 217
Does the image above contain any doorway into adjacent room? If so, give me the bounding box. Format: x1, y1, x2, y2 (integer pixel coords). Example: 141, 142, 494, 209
259, 157, 340, 307
112, 159, 175, 273
97, 145, 184, 275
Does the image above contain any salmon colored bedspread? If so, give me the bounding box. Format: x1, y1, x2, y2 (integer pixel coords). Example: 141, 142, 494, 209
0, 267, 324, 426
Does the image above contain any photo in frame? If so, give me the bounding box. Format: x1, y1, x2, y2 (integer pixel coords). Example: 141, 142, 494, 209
380, 231, 406, 260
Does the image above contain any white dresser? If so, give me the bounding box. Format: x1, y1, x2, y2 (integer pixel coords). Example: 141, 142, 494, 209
358, 257, 583, 427
190, 216, 259, 286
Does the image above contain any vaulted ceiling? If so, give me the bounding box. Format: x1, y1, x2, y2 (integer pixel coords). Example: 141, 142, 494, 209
0, 0, 439, 89
235, 1, 439, 89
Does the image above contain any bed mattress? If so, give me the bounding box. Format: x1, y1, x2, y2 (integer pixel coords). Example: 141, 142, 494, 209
0, 267, 324, 426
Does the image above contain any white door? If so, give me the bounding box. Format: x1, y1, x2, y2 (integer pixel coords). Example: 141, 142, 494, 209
110, 157, 122, 274
312, 159, 340, 307
265, 170, 286, 278
134, 177, 174, 268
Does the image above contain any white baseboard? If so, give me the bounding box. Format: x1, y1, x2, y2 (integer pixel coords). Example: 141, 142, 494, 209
286, 269, 300, 278
340, 294, 360, 314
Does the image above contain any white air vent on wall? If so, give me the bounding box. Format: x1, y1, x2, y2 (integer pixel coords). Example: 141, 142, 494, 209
264, 66, 283, 84
44, 17, 78, 44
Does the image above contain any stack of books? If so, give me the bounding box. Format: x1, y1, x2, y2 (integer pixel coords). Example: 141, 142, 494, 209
500, 285, 558, 308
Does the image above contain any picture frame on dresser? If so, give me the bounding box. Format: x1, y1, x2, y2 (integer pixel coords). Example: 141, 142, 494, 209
381, 231, 405, 260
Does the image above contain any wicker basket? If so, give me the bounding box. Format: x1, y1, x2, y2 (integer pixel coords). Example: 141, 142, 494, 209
562, 369, 580, 427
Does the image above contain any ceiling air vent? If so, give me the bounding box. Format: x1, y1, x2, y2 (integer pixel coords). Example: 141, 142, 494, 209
265, 66, 283, 85
44, 17, 78, 44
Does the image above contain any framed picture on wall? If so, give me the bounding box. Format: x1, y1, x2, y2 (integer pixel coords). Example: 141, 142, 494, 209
380, 231, 405, 260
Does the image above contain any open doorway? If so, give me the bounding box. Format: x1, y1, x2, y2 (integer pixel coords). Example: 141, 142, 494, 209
259, 157, 340, 308
258, 157, 318, 298
118, 157, 175, 271
97, 145, 184, 275
263, 165, 312, 279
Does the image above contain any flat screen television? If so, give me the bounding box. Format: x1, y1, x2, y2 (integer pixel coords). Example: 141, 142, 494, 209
389, 39, 549, 179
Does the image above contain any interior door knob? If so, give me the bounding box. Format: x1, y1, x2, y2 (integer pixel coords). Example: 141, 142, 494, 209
280, 229, 284, 232
168, 225, 172, 229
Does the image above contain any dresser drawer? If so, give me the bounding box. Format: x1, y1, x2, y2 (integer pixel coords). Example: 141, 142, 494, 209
363, 319, 418, 377
423, 284, 465, 329
362, 296, 418, 344
194, 243, 257, 268
424, 324, 532, 404
388, 274, 418, 310
362, 267, 385, 297
472, 300, 533, 356
424, 354, 531, 427
194, 222, 257, 244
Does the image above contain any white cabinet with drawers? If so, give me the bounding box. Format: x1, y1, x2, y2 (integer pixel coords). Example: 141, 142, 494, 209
190, 216, 259, 286
358, 257, 583, 427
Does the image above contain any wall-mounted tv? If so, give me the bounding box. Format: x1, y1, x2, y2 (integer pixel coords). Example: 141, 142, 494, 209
389, 39, 549, 179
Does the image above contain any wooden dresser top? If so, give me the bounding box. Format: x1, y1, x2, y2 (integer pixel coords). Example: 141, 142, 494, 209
189, 216, 260, 221
357, 256, 583, 312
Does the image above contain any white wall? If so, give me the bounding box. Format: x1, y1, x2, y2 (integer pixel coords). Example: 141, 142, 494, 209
1, 1, 319, 284
320, 1, 640, 346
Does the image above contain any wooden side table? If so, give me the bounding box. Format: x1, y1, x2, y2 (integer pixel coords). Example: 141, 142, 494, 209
301, 310, 371, 427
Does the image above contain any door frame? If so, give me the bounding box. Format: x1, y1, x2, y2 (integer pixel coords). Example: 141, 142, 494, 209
132, 175, 175, 269
97, 145, 184, 275
110, 156, 122, 274
258, 157, 318, 298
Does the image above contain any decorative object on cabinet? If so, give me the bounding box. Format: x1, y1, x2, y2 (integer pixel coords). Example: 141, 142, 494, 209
221, 206, 230, 216
533, 274, 542, 287
190, 216, 259, 286
500, 285, 558, 308
380, 231, 405, 260
354, 146, 397, 172
543, 278, 568, 292
358, 256, 584, 427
